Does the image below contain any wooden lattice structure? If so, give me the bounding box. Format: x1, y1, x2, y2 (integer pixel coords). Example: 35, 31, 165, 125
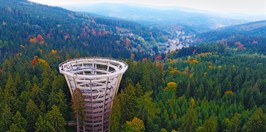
59, 57, 128, 132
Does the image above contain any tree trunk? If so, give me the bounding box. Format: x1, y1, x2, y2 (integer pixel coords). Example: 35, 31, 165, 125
77, 113, 80, 132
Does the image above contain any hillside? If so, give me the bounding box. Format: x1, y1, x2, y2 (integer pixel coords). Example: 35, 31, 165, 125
0, 0, 167, 61
195, 20, 266, 53
222, 20, 266, 38
198, 20, 266, 40
234, 20, 266, 31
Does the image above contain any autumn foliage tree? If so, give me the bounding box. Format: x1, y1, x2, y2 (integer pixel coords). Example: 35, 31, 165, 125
29, 37, 38, 44
36, 34, 45, 44
122, 117, 145, 132
31, 56, 38, 66
125, 38, 131, 47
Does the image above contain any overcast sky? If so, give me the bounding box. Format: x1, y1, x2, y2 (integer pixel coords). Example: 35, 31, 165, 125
29, 0, 265, 14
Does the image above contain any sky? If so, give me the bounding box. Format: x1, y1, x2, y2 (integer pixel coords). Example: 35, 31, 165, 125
28, 0, 266, 15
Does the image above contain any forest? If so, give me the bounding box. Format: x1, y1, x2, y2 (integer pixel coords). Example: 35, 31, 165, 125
111, 44, 266, 131
0, 41, 265, 131
0, 0, 266, 132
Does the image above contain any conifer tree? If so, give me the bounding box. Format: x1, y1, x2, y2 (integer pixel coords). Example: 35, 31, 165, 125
45, 105, 65, 132
35, 116, 55, 132
243, 108, 266, 131
183, 99, 197, 132
120, 83, 138, 124
72, 88, 85, 132
26, 99, 40, 131
110, 96, 121, 132
197, 116, 217, 132
137, 91, 160, 123
0, 104, 13, 131
8, 111, 27, 132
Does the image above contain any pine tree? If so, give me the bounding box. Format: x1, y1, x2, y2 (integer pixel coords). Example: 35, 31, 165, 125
5, 73, 16, 95
72, 88, 85, 131
183, 98, 197, 132
0, 104, 13, 131
231, 113, 241, 132
35, 116, 55, 132
4, 73, 17, 110
48, 89, 67, 116
26, 99, 40, 131
197, 116, 217, 132
8, 111, 27, 132
48, 75, 67, 113
45, 105, 66, 132
31, 83, 40, 104
120, 83, 138, 124
39, 70, 50, 103
137, 91, 160, 123
141, 64, 152, 92
110, 96, 121, 132
14, 72, 23, 93
162, 109, 171, 131
8, 124, 26, 132
243, 108, 266, 131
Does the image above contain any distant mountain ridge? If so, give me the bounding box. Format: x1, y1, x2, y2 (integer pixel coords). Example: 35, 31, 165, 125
197, 20, 266, 42
68, 3, 248, 32
194, 20, 266, 54
235, 20, 266, 31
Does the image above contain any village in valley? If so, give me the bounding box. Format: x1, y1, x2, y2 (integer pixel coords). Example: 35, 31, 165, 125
157, 30, 195, 54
